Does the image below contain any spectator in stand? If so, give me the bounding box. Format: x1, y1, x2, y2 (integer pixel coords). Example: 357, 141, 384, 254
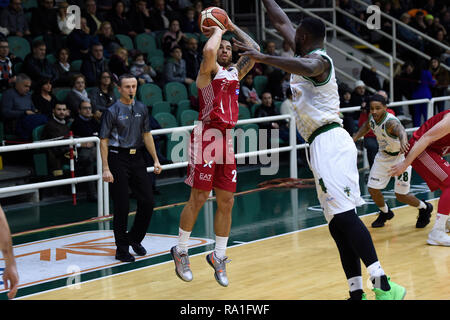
30, 0, 60, 53
280, 39, 294, 58
1, 74, 48, 139
350, 80, 369, 127
65, 73, 90, 118
255, 91, 289, 144
107, 0, 136, 38
149, 0, 173, 32
410, 11, 428, 34
71, 100, 99, 201
31, 77, 57, 117
56, 1, 74, 36
41, 103, 70, 177
0, 0, 31, 38
180, 6, 200, 34
96, 21, 122, 59
164, 45, 194, 86
262, 41, 281, 77
429, 57, 450, 113
239, 73, 261, 107
340, 88, 356, 136
67, 17, 99, 61
360, 56, 381, 91
411, 59, 436, 127
80, 43, 110, 87
397, 13, 424, 53
0, 39, 15, 92
88, 70, 116, 122
183, 36, 202, 80
22, 40, 58, 84
108, 47, 130, 80
162, 19, 186, 57
52, 47, 76, 87
130, 52, 156, 84
83, 0, 101, 36
127, 0, 152, 34
96, 0, 113, 18
192, 0, 203, 23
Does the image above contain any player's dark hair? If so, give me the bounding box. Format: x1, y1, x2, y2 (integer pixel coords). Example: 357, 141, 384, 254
369, 94, 387, 106
300, 17, 325, 41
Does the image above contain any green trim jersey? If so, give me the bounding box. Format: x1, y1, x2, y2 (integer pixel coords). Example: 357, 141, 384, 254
290, 48, 342, 141
369, 112, 401, 155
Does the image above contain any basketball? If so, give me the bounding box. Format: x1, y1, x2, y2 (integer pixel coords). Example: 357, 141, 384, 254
198, 7, 229, 33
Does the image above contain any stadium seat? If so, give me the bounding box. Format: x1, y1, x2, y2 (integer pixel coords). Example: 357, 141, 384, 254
154, 112, 177, 128
138, 83, 163, 107
22, 0, 38, 10
164, 82, 188, 105
135, 33, 157, 54
46, 54, 57, 65
189, 81, 197, 97
150, 49, 164, 57
251, 103, 261, 117
13, 62, 23, 74
151, 101, 171, 116
180, 110, 199, 126
176, 100, 191, 123
70, 59, 82, 72
238, 105, 251, 120
54, 88, 71, 102
166, 131, 190, 162
274, 101, 282, 113
235, 123, 259, 154
253, 75, 268, 96
32, 124, 48, 176
149, 55, 165, 73
7, 36, 30, 60
116, 34, 134, 51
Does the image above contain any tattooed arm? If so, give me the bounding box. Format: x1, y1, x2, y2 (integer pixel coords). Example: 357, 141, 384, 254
385, 119, 410, 154
228, 22, 260, 80
353, 120, 371, 143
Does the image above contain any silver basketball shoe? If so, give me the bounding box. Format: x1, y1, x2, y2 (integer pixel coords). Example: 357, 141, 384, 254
170, 246, 193, 282
206, 252, 231, 287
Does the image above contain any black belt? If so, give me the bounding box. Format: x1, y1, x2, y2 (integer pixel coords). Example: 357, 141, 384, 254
384, 150, 400, 156
109, 146, 141, 155
308, 122, 341, 144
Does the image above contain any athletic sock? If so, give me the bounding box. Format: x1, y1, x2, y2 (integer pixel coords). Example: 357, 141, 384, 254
379, 204, 389, 213
367, 261, 390, 291
432, 213, 448, 232
417, 200, 427, 210
176, 228, 191, 254
348, 276, 363, 292
214, 235, 228, 259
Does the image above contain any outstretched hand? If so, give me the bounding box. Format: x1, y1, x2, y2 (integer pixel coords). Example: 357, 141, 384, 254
233, 38, 265, 63
389, 161, 408, 177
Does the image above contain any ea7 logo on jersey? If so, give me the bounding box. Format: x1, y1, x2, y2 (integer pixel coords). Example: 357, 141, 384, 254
199, 173, 212, 181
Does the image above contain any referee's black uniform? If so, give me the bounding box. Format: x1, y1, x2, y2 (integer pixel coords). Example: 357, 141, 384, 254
99, 97, 155, 262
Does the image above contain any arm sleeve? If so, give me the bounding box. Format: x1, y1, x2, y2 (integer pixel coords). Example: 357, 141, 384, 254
99, 108, 115, 139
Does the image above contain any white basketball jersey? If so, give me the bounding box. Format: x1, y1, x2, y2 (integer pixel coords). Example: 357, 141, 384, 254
290, 49, 342, 142
369, 112, 401, 155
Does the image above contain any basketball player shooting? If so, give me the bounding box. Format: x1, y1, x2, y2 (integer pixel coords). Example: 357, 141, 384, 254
235, 0, 406, 300
170, 8, 260, 287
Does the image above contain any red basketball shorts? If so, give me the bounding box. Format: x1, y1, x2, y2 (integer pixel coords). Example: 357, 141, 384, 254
409, 139, 450, 192
185, 124, 237, 193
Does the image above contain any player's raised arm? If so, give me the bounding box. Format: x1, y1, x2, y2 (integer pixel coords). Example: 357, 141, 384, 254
262, 0, 296, 51
197, 26, 226, 88
228, 22, 260, 80
352, 120, 371, 143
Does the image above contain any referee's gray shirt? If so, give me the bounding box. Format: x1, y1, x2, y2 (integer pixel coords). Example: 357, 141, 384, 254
99, 99, 151, 148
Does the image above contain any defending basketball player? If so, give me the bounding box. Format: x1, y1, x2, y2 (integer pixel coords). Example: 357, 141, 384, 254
352, 94, 433, 228
235, 0, 406, 300
170, 13, 260, 287
390, 110, 450, 246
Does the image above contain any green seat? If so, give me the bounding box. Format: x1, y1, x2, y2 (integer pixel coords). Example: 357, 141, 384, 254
13, 62, 23, 74
113, 86, 120, 99
180, 110, 199, 126
153, 112, 178, 128
116, 34, 134, 51
149, 49, 164, 57
71, 59, 82, 72
253, 75, 268, 96
151, 101, 171, 116
251, 103, 261, 117
149, 55, 165, 73
176, 100, 191, 123
8, 36, 30, 60
274, 100, 282, 113
54, 88, 71, 102
22, 0, 38, 10
238, 105, 251, 120
235, 123, 259, 154
166, 131, 190, 162
189, 81, 197, 97
135, 33, 157, 54
46, 54, 57, 65
32, 124, 45, 141
32, 124, 48, 176
138, 83, 163, 107
164, 81, 188, 105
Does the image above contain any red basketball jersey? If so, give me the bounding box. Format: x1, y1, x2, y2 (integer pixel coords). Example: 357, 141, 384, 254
197, 66, 240, 130
412, 110, 450, 156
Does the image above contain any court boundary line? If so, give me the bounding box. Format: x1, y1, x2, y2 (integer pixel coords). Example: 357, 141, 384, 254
16, 197, 440, 300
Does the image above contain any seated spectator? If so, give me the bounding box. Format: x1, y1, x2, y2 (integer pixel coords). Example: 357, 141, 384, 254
410, 11, 428, 34
1, 74, 48, 139
96, 0, 113, 18
149, 0, 173, 32
279, 87, 303, 144
108, 47, 130, 80
339, 89, 356, 136
397, 13, 424, 52
67, 17, 98, 61
183, 36, 202, 80
164, 45, 194, 85
239, 73, 261, 107
0, 0, 31, 38
262, 41, 281, 77
31, 77, 57, 117
280, 39, 294, 58
0, 39, 15, 92
88, 70, 116, 121
429, 57, 450, 113
360, 56, 381, 91
180, 6, 200, 34
56, 1, 74, 36
96, 21, 122, 59
65, 74, 90, 117
52, 47, 76, 87
127, 0, 152, 34
70, 100, 99, 201
130, 52, 156, 84
428, 30, 450, 65
162, 19, 186, 57
106, 0, 136, 38
30, 0, 60, 53
80, 43, 110, 87
350, 80, 369, 127
22, 40, 58, 83
83, 0, 101, 36
254, 91, 289, 145
41, 103, 70, 177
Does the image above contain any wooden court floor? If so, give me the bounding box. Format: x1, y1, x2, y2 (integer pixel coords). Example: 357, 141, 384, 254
22, 199, 449, 300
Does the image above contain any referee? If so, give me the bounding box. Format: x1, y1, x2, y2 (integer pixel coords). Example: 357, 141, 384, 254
100, 74, 162, 262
